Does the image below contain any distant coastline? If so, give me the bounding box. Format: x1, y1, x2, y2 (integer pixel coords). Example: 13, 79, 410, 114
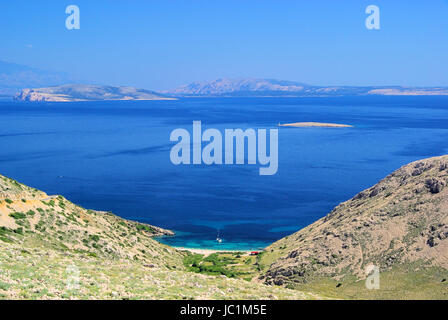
14, 84, 176, 102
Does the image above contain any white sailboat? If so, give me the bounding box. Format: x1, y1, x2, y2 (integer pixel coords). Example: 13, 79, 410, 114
216, 229, 223, 243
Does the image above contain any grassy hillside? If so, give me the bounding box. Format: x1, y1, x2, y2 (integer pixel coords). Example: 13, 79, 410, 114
0, 174, 319, 300
0, 175, 181, 267
258, 155, 448, 299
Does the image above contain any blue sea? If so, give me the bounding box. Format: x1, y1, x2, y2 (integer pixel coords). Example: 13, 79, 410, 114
1, 96, 448, 250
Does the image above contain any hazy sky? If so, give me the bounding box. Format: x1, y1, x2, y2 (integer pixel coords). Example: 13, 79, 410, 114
0, 0, 447, 90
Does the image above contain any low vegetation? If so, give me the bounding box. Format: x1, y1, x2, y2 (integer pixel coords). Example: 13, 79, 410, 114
183, 252, 259, 280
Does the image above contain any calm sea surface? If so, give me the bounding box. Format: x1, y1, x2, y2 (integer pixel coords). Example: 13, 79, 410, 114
1, 96, 448, 250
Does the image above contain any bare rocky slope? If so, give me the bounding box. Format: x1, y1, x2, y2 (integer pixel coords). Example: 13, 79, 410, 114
258, 155, 448, 298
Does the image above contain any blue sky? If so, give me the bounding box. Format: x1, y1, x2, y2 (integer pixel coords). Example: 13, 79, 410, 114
0, 0, 447, 90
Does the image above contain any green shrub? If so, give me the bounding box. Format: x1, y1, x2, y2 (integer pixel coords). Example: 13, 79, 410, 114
89, 234, 100, 242
183, 254, 204, 268
9, 212, 26, 219
0, 227, 11, 236
136, 224, 155, 233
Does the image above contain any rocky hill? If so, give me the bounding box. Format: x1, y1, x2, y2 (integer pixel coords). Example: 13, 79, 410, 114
14, 84, 175, 102
167, 78, 448, 97
0, 174, 316, 300
0, 174, 179, 266
167, 78, 308, 96
258, 155, 448, 299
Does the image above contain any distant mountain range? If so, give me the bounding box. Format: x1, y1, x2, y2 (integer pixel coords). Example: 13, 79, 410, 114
0, 60, 74, 97
166, 78, 448, 97
3, 58, 448, 101
15, 84, 175, 102
166, 78, 309, 96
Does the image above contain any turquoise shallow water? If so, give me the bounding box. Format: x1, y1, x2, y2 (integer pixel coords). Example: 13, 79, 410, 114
1, 96, 448, 250
155, 232, 268, 251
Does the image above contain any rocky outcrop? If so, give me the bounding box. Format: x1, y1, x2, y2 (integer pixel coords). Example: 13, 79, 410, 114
260, 155, 448, 286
